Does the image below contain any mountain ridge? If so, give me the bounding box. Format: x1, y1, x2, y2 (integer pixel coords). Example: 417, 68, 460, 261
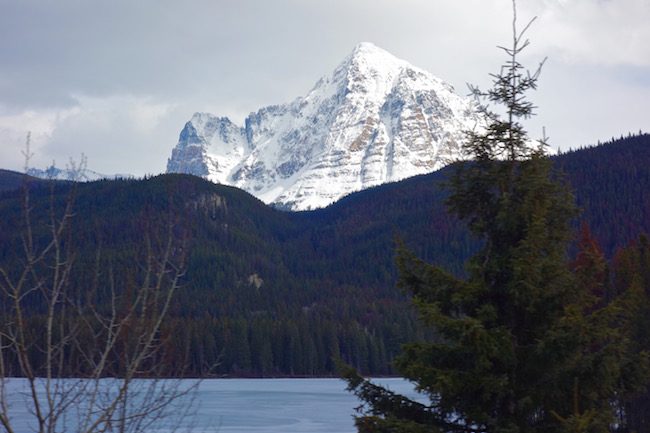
166, 42, 480, 210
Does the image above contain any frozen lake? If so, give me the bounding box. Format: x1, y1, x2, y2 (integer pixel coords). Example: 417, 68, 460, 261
3, 377, 422, 433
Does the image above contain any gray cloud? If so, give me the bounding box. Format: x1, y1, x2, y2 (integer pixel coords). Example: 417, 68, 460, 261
1, 0, 648, 174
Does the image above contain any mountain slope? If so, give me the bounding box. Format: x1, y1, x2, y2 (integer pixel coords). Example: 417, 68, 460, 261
0, 169, 31, 192
2, 133, 649, 376
0, 169, 71, 192
167, 42, 479, 210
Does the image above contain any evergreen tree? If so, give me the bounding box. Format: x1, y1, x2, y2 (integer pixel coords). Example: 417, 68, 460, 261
612, 235, 650, 433
343, 2, 638, 432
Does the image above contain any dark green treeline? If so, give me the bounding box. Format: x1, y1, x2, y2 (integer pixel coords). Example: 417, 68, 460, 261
0, 133, 649, 377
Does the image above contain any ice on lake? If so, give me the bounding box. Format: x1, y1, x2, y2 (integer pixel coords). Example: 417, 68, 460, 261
4, 377, 422, 433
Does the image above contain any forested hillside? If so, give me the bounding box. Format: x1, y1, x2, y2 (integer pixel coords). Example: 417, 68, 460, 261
1, 133, 648, 377
556, 133, 650, 254
0, 169, 45, 192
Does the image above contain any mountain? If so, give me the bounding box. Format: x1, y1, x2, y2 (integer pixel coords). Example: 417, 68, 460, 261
3, 133, 649, 376
0, 169, 33, 192
167, 42, 480, 210
26, 166, 130, 181
0, 168, 72, 193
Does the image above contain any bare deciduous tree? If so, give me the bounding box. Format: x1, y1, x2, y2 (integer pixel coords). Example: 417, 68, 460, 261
0, 136, 198, 433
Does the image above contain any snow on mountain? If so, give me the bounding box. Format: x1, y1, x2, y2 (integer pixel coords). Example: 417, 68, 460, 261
167, 42, 481, 210
26, 166, 130, 182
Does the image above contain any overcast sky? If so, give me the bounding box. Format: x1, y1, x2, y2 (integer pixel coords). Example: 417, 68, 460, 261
1, 0, 649, 175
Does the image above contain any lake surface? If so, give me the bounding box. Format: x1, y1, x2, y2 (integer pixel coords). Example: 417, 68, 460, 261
4, 378, 422, 433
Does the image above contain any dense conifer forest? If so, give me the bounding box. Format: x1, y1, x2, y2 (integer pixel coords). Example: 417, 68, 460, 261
0, 133, 649, 377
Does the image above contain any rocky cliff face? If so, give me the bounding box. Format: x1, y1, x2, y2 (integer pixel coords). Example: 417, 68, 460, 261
167, 42, 480, 210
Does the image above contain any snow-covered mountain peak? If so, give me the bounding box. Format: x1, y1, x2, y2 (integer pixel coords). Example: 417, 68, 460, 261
330, 43, 416, 99
350, 41, 386, 56
345, 42, 405, 73
341, 42, 450, 91
167, 43, 480, 210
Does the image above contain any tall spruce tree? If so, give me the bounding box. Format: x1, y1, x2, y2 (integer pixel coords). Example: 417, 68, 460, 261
343, 2, 635, 432
612, 235, 650, 433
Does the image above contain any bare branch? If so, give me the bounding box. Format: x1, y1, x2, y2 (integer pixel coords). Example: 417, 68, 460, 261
1, 143, 197, 433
